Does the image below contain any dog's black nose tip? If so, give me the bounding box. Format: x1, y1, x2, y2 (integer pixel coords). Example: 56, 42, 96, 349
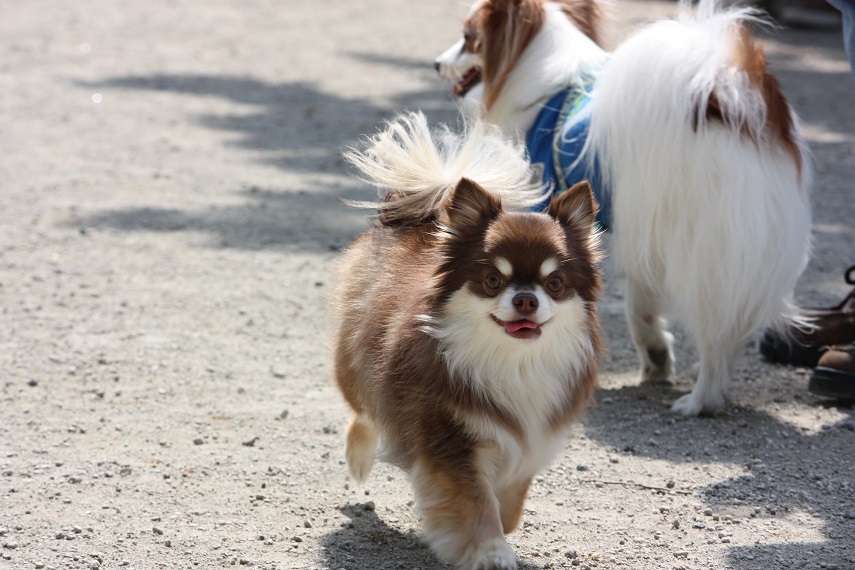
512, 292, 539, 315
434, 60, 441, 72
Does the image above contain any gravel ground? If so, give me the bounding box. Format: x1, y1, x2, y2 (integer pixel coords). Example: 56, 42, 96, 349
0, 1, 853, 569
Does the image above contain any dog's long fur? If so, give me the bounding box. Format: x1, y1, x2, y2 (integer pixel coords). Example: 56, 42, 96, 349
435, 0, 812, 415
333, 113, 603, 569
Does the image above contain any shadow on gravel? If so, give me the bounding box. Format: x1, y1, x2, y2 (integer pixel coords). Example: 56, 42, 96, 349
321, 504, 448, 570
77, 71, 458, 175
761, 27, 855, 232
72, 184, 372, 252
584, 384, 855, 568
322, 504, 557, 570
72, 71, 460, 252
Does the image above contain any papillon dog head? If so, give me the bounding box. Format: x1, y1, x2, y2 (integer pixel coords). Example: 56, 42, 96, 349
434, 0, 603, 113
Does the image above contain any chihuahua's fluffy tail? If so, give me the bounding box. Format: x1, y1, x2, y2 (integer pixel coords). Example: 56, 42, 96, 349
345, 112, 544, 225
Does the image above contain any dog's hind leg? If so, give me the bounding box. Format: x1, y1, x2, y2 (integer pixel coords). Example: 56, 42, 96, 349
345, 413, 378, 484
626, 278, 674, 384
671, 339, 741, 416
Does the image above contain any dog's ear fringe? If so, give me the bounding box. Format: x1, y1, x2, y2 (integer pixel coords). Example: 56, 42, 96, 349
343, 111, 545, 226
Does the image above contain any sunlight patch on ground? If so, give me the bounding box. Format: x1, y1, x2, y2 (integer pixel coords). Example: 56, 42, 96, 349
762, 39, 851, 74
801, 121, 852, 144
758, 401, 851, 435
755, 508, 830, 543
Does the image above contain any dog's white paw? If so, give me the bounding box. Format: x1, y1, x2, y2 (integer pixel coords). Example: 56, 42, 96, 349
671, 394, 704, 416
671, 392, 724, 417
471, 538, 517, 570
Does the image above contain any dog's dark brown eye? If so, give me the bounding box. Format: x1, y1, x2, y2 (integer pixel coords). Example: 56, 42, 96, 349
485, 274, 503, 291
546, 276, 564, 294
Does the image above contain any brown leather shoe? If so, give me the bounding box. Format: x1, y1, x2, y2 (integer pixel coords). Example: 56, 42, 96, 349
809, 343, 855, 400
760, 265, 855, 367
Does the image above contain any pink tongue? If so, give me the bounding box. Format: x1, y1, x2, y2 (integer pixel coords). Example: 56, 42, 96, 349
505, 320, 537, 332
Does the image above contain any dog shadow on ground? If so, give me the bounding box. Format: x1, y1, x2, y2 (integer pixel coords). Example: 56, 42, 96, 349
76, 70, 456, 175
70, 181, 372, 254
583, 380, 854, 569
322, 503, 554, 570
71, 65, 459, 254
321, 504, 448, 570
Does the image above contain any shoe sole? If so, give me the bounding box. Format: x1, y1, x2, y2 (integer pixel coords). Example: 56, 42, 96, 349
809, 367, 855, 400
760, 334, 824, 368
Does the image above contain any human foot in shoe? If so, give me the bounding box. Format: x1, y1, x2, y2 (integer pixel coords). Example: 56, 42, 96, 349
761, 265, 855, 367
809, 343, 855, 400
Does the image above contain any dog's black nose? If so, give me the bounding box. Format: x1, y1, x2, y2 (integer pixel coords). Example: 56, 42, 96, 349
513, 293, 539, 315
434, 60, 441, 72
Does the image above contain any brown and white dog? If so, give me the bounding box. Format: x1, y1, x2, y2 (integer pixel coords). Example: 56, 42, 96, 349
333, 113, 603, 569
436, 0, 813, 415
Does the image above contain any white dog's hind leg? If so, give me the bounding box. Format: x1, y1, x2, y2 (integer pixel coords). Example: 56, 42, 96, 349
672, 340, 740, 416
626, 278, 675, 384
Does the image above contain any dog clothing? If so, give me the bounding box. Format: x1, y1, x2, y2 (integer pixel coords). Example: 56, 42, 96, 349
525, 87, 611, 229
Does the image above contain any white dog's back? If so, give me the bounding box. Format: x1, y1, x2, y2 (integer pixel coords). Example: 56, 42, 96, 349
587, 2, 812, 414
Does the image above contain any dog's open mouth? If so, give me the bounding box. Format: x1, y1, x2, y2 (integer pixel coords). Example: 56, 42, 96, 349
453, 67, 482, 98
492, 316, 542, 339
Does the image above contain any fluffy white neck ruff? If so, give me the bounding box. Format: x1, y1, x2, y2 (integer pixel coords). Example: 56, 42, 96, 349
421, 286, 595, 429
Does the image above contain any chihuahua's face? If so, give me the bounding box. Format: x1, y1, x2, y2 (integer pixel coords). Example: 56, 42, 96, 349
430, 178, 599, 347
473, 245, 573, 341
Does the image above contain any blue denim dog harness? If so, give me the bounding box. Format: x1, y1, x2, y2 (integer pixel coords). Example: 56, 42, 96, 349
525, 87, 611, 229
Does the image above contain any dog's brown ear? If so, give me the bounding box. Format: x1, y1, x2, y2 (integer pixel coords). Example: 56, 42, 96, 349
548, 180, 598, 228
445, 177, 502, 235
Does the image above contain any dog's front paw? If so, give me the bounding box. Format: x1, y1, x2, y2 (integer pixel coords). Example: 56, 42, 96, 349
471, 537, 517, 570
671, 392, 724, 417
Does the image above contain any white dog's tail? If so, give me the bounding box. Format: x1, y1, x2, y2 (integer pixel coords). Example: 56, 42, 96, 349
344, 112, 544, 225
587, 0, 812, 339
